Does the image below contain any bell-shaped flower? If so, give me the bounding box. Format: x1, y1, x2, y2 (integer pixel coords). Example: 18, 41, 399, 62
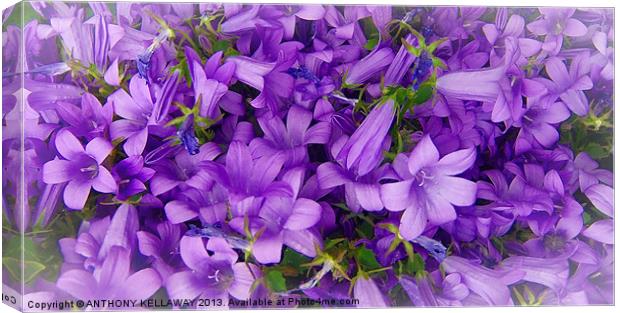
381, 135, 477, 240
42, 130, 116, 210
57, 246, 161, 301
166, 236, 260, 304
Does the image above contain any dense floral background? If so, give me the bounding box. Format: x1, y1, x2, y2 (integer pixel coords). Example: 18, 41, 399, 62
2, 2, 615, 308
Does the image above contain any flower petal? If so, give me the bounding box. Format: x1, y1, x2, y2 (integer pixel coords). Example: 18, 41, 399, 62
408, 135, 440, 176
63, 180, 92, 210
55, 129, 84, 160
284, 198, 322, 230
584, 184, 614, 218
381, 180, 413, 212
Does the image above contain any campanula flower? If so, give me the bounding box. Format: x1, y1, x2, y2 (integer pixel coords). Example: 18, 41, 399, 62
57, 246, 161, 302
166, 236, 260, 304
526, 9, 588, 55
442, 256, 524, 305
42, 130, 116, 210
381, 135, 477, 240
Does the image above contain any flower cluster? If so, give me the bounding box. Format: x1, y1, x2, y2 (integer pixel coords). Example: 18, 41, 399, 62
2, 3, 614, 308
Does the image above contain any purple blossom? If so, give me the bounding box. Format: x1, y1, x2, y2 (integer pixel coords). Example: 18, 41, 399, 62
442, 256, 524, 305
42, 130, 116, 210
201, 141, 293, 217
232, 167, 323, 263
109, 71, 179, 156
353, 276, 388, 307
2, 4, 615, 308
251, 106, 331, 168
137, 221, 185, 281
56, 93, 113, 140
344, 47, 395, 85
186, 48, 238, 120
111, 155, 154, 200
542, 55, 593, 116
515, 101, 571, 154
316, 100, 396, 212
400, 272, 469, 306
57, 246, 161, 301
166, 236, 260, 304
381, 135, 477, 240
526, 9, 588, 55
149, 142, 221, 195
590, 31, 613, 81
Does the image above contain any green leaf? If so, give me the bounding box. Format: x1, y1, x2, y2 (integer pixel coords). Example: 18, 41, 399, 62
355, 247, 381, 271
411, 83, 433, 105
401, 38, 421, 57
224, 47, 240, 57
364, 37, 379, 51
403, 253, 425, 275
212, 40, 231, 52
264, 270, 287, 292
3, 257, 46, 284
583, 211, 593, 225
282, 248, 311, 268
24, 260, 47, 283
583, 142, 610, 159
2, 257, 21, 282
432, 57, 447, 69
3, 2, 44, 30
427, 38, 447, 53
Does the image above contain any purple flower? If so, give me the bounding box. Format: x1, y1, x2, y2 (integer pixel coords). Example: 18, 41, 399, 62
228, 27, 302, 113
501, 255, 569, 295
344, 47, 395, 85
200, 141, 293, 217
109, 72, 179, 156
353, 276, 388, 307
3, 4, 615, 307
477, 165, 554, 218
335, 99, 395, 177
137, 221, 184, 281
149, 142, 221, 195
186, 48, 237, 120
400, 272, 469, 306
251, 105, 331, 168
59, 203, 139, 274
514, 101, 571, 154
56, 93, 113, 141
231, 167, 323, 263
581, 219, 613, 244
590, 31, 613, 81
274, 5, 327, 39
57, 246, 161, 301
441, 256, 524, 305
384, 35, 416, 86
570, 152, 613, 192
432, 7, 486, 40
166, 236, 260, 304
109, 157, 152, 201
220, 5, 268, 34
543, 55, 593, 116
524, 215, 584, 260
526, 9, 588, 55
42, 130, 116, 210
436, 36, 518, 105
316, 100, 396, 212
164, 186, 228, 225
584, 184, 613, 218
381, 135, 477, 240
565, 245, 614, 304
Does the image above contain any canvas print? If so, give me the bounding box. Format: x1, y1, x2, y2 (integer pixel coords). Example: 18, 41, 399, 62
1, 1, 615, 311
